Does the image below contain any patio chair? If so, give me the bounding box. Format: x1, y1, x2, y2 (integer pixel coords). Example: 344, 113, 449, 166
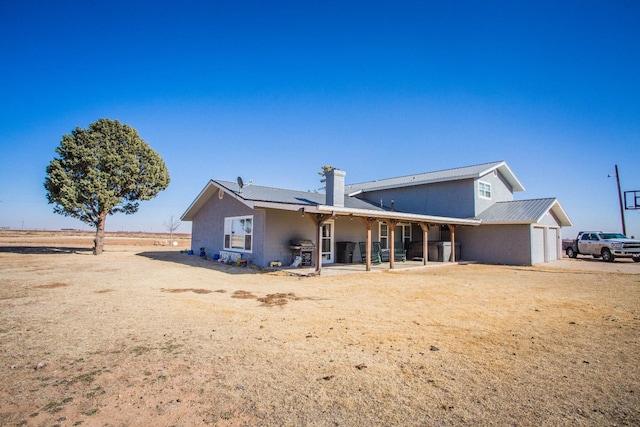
359, 241, 382, 265
372, 242, 383, 264
394, 242, 407, 262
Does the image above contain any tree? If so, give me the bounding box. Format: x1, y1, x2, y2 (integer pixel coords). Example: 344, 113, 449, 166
163, 215, 181, 243
44, 119, 170, 254
318, 165, 335, 190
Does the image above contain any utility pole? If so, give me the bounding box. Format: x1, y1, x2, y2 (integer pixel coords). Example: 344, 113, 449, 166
614, 165, 627, 236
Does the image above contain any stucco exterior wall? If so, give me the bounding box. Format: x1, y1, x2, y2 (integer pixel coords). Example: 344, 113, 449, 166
190, 192, 265, 265
357, 179, 476, 218
331, 216, 377, 262
457, 224, 533, 265
357, 172, 515, 219
263, 210, 316, 266
474, 170, 515, 215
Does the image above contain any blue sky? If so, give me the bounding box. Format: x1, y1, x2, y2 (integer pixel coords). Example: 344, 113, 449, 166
1, 0, 639, 237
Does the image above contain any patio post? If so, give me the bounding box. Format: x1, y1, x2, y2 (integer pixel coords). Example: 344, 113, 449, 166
386, 219, 399, 269
308, 213, 331, 274
361, 217, 374, 271
419, 223, 429, 266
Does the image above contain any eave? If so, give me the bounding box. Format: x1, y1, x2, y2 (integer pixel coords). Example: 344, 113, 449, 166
310, 205, 481, 226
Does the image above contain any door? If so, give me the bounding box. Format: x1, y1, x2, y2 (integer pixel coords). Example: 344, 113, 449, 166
578, 233, 592, 254
590, 233, 603, 255
546, 228, 559, 261
321, 220, 334, 263
532, 227, 545, 264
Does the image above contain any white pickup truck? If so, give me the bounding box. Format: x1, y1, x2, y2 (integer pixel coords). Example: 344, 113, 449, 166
564, 231, 640, 262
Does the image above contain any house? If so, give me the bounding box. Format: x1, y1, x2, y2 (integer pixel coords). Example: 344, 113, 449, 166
180, 161, 572, 271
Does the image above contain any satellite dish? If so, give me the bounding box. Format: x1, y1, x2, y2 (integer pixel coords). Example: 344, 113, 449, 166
237, 176, 244, 189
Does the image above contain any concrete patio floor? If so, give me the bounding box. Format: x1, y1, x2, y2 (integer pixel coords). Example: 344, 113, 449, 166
278, 259, 470, 277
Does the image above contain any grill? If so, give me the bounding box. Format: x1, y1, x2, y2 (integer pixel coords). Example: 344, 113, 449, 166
290, 239, 315, 266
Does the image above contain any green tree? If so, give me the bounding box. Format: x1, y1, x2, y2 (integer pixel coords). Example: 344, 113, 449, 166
44, 119, 170, 254
318, 165, 335, 190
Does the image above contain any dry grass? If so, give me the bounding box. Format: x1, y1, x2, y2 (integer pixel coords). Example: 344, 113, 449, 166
0, 233, 638, 426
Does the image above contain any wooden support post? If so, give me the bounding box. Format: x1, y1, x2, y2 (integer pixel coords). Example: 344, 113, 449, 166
307, 213, 331, 274
316, 221, 323, 272
386, 219, 398, 269
419, 223, 429, 266
447, 224, 456, 263
361, 217, 374, 271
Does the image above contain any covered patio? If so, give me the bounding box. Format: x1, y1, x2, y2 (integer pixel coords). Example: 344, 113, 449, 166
300, 204, 481, 275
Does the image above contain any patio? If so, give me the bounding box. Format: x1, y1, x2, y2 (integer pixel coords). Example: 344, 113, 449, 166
278, 259, 470, 277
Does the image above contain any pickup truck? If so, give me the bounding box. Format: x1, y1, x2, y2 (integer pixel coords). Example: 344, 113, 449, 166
564, 231, 640, 262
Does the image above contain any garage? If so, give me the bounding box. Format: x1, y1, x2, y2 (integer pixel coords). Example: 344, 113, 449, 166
531, 226, 561, 264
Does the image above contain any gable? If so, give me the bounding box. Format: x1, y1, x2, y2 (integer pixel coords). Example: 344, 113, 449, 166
475, 198, 572, 226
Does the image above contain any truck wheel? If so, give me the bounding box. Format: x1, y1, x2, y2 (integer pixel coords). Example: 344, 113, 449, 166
601, 248, 615, 262
566, 247, 577, 258
633, 257, 640, 263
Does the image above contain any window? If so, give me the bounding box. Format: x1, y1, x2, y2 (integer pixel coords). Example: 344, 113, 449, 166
379, 223, 389, 249
224, 216, 253, 252
398, 224, 412, 247
379, 223, 411, 249
479, 181, 492, 199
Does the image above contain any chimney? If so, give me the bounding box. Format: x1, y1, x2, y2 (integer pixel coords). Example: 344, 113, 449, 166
325, 169, 346, 207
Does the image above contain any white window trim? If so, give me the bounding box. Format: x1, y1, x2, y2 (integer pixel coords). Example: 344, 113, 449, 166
223, 215, 253, 253
379, 222, 412, 250
478, 180, 492, 200
379, 222, 389, 249
399, 223, 412, 246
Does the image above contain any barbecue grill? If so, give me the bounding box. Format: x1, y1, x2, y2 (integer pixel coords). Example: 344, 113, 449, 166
290, 239, 315, 266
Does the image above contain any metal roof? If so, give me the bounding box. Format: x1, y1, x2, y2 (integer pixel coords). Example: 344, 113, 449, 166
346, 161, 525, 194
214, 180, 385, 211
181, 179, 481, 226
475, 198, 572, 226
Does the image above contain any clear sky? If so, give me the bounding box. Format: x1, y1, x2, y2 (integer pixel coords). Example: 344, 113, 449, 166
1, 0, 639, 237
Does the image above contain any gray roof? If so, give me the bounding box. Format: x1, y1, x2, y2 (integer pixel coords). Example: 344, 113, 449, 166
182, 178, 481, 225
215, 180, 387, 211
346, 161, 525, 194
475, 198, 572, 226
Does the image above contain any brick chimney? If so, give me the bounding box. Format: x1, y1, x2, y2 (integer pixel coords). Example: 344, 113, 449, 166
325, 169, 346, 207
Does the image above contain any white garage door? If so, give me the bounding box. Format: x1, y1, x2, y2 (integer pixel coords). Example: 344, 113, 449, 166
532, 227, 545, 264
546, 228, 559, 261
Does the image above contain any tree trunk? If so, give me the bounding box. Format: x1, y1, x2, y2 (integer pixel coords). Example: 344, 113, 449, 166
94, 215, 107, 255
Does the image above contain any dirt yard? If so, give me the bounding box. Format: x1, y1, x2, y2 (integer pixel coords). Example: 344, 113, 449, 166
1, 231, 638, 426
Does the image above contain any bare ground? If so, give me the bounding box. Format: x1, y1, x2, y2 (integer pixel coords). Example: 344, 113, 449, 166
0, 232, 639, 426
